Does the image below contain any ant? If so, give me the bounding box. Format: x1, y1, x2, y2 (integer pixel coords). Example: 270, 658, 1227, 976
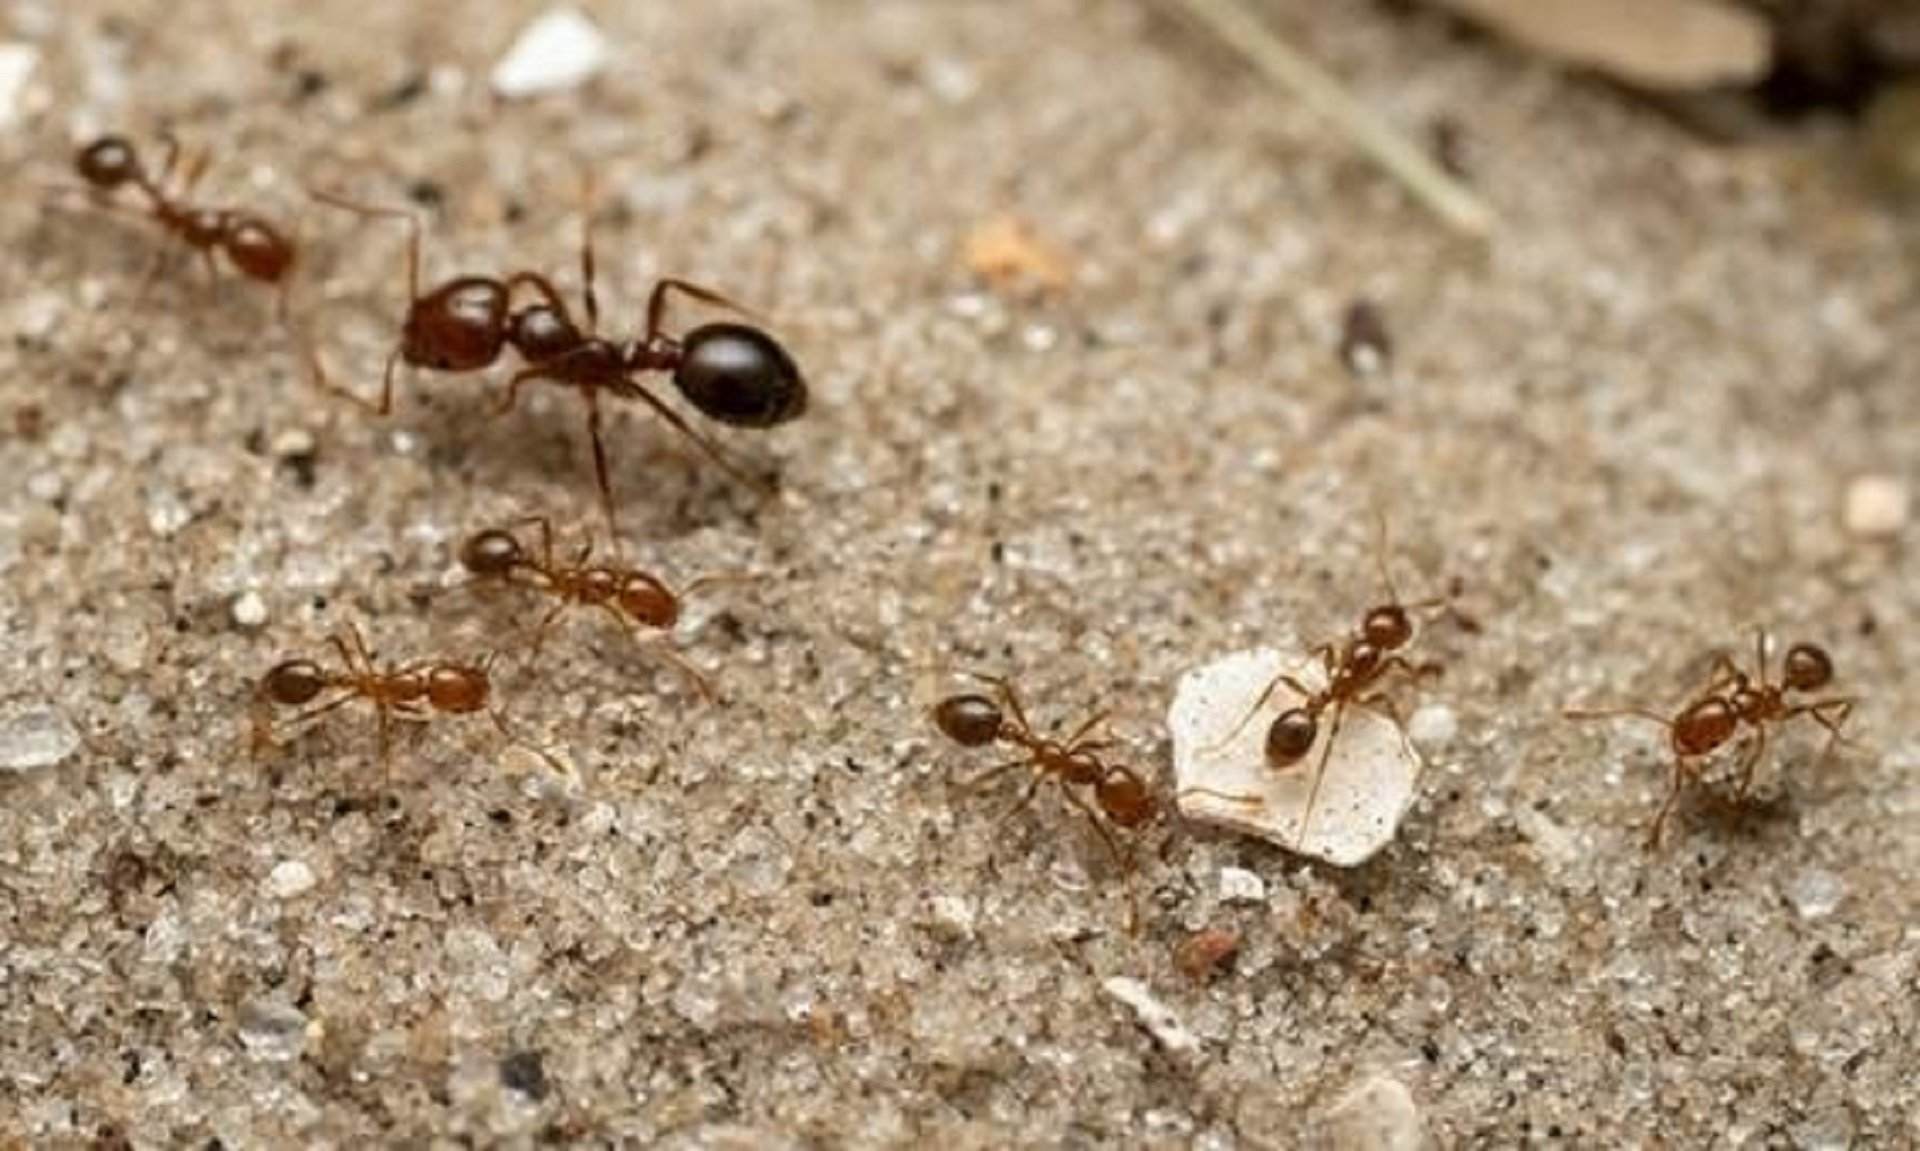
456, 516, 723, 701
67, 135, 298, 316
1565, 630, 1856, 847
931, 674, 1156, 932
308, 187, 806, 539
251, 623, 507, 764
1195, 523, 1460, 845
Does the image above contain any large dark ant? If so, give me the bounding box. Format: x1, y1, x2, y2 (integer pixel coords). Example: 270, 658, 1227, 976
67, 135, 298, 315
457, 516, 724, 701
1193, 524, 1458, 845
307, 188, 806, 539
1565, 631, 1856, 847
252, 623, 507, 764
931, 674, 1156, 932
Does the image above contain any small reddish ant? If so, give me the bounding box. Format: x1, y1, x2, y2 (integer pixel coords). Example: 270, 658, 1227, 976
251, 623, 505, 762
456, 517, 722, 701
67, 135, 298, 315
1195, 523, 1458, 844
308, 188, 806, 539
931, 674, 1156, 932
1566, 630, 1856, 847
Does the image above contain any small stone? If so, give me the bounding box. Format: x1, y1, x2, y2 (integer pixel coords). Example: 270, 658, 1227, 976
0, 704, 80, 772
0, 42, 38, 129
1785, 868, 1844, 921
25, 471, 63, 503
1339, 299, 1392, 377
230, 591, 269, 630
1324, 1074, 1428, 1151
1406, 704, 1457, 753
270, 426, 316, 460
1103, 976, 1198, 1057
498, 1049, 548, 1100
925, 894, 976, 941
491, 7, 609, 98
1842, 474, 1909, 538
1171, 648, 1422, 866
1218, 866, 1266, 905
236, 996, 313, 1064
1173, 928, 1240, 981
267, 859, 317, 899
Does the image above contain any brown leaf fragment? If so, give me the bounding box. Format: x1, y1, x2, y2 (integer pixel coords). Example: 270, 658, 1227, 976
1434, 0, 1773, 91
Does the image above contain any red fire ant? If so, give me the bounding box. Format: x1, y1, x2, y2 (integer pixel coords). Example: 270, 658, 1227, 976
307, 187, 806, 539
66, 135, 299, 316
251, 623, 509, 763
931, 674, 1156, 932
456, 517, 724, 701
1565, 630, 1856, 846
1193, 524, 1460, 845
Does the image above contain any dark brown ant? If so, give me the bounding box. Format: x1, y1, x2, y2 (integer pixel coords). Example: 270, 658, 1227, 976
456, 516, 723, 701
251, 623, 506, 763
1194, 524, 1456, 844
931, 674, 1156, 932
1566, 631, 1856, 847
308, 188, 806, 539
68, 135, 298, 316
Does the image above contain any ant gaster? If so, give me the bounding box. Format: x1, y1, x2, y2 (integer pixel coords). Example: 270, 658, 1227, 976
1566, 631, 1855, 847
1196, 523, 1457, 844
309, 188, 806, 539
457, 517, 722, 701
932, 674, 1155, 932
71, 135, 298, 314
252, 623, 502, 762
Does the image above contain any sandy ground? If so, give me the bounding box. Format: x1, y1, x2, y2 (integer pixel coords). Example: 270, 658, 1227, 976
1, 1, 1916, 1146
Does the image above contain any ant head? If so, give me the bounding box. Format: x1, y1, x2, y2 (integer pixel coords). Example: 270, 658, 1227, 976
617, 573, 680, 629
262, 659, 326, 706
508, 303, 582, 362
426, 665, 490, 713
75, 136, 140, 190
933, 693, 1004, 747
222, 216, 297, 284
1265, 708, 1319, 767
1782, 643, 1834, 692
460, 529, 525, 577
405, 277, 509, 371
1362, 604, 1413, 650
673, 323, 807, 428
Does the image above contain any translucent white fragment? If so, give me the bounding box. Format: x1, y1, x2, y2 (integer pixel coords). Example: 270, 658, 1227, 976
491, 8, 609, 99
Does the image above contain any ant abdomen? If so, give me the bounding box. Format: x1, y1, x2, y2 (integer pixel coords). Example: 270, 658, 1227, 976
617, 574, 679, 628
406, 277, 511, 371
460, 529, 525, 577
673, 323, 807, 427
223, 216, 297, 283
933, 694, 1003, 747
1096, 774, 1155, 827
1671, 697, 1736, 757
426, 666, 490, 713
1266, 708, 1319, 768
263, 659, 328, 706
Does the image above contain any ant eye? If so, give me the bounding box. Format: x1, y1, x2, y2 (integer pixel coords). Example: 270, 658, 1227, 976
427, 667, 488, 713
674, 323, 807, 428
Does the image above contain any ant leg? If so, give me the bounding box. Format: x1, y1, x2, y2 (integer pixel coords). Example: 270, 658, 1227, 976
1752, 627, 1772, 688
343, 622, 377, 674
1793, 697, 1858, 759
1563, 705, 1674, 729
1177, 785, 1264, 808
488, 708, 573, 779
578, 175, 599, 334
311, 341, 401, 415
526, 602, 568, 662
955, 756, 1032, 795
1062, 709, 1111, 750
608, 377, 768, 493
584, 388, 622, 547
596, 604, 716, 702
1646, 758, 1690, 850
1295, 700, 1345, 844
255, 690, 360, 755
1057, 783, 1138, 935
1732, 727, 1769, 798
643, 278, 754, 340
503, 271, 574, 323
493, 365, 557, 417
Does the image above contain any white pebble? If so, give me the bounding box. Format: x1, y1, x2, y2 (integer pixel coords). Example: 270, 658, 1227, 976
925, 894, 976, 941
1843, 474, 1909, 538
230, 591, 269, 629
1785, 868, 1844, 921
1324, 1074, 1427, 1151
25, 471, 63, 503
1102, 977, 1198, 1057
270, 427, 316, 460
1170, 648, 1423, 866
491, 7, 609, 98
267, 859, 317, 899
0, 704, 80, 772
1217, 866, 1266, 905
0, 42, 39, 129
1406, 704, 1457, 753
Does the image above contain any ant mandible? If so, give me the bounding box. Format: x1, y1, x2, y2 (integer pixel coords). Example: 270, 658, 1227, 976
1565, 630, 1855, 847
457, 516, 723, 701
308, 187, 806, 540
251, 622, 502, 763
1196, 522, 1458, 845
931, 674, 1156, 932
69, 135, 298, 316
